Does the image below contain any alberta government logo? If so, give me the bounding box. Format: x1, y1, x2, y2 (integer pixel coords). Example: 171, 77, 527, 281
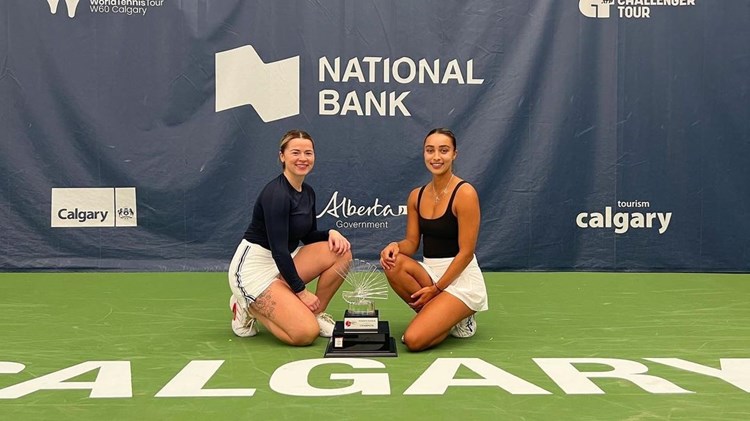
45, 0, 165, 18
579, 0, 696, 19
316, 191, 407, 230
215, 44, 485, 123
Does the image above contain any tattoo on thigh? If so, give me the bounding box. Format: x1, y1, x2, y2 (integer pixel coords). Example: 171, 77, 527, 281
252, 288, 276, 318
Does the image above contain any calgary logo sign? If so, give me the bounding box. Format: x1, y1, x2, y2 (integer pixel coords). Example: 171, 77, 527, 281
51, 187, 137, 228
1, 357, 748, 398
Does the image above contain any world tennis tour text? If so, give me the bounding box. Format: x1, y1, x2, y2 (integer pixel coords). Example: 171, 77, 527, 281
1, 357, 747, 398
89, 0, 165, 16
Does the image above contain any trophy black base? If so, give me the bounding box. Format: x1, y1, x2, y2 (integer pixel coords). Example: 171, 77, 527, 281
324, 321, 398, 357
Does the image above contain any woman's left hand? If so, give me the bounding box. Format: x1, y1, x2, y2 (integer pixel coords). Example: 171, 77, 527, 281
328, 229, 351, 255
409, 284, 441, 310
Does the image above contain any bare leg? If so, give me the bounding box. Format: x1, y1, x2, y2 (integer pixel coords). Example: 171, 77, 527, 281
249, 280, 319, 346
383, 253, 434, 310
381, 253, 475, 351
246, 242, 351, 345
291, 242, 352, 311
403, 293, 474, 351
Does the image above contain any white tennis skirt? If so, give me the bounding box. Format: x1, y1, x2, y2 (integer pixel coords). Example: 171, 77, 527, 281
228, 240, 300, 305
419, 255, 489, 312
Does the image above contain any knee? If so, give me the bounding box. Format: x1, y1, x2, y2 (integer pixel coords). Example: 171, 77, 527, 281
337, 249, 353, 264
330, 250, 352, 274
287, 326, 319, 346
402, 331, 430, 352
327, 248, 352, 265
384, 255, 408, 285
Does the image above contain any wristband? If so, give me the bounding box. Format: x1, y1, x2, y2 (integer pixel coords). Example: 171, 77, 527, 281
434, 283, 443, 292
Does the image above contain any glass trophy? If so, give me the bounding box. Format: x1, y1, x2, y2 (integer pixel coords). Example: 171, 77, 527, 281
324, 259, 398, 357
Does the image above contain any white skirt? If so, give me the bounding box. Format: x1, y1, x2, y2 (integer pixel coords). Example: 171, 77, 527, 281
228, 239, 300, 306
419, 255, 489, 312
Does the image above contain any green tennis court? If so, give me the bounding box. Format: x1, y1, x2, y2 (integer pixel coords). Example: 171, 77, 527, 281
1, 272, 748, 420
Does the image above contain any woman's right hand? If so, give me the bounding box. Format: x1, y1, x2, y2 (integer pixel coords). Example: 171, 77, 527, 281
380, 242, 399, 270
296, 289, 320, 313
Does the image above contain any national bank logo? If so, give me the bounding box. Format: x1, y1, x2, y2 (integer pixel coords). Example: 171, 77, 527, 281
47, 0, 81, 18
215, 46, 300, 123
51, 187, 138, 228
215, 44, 484, 122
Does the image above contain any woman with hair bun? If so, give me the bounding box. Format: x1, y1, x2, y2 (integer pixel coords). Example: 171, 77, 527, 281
228, 130, 352, 346
380, 128, 488, 352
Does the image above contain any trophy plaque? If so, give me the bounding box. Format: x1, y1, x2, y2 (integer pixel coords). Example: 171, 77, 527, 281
324, 259, 398, 357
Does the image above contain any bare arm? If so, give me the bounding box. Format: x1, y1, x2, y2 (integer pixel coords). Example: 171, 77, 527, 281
380, 188, 421, 269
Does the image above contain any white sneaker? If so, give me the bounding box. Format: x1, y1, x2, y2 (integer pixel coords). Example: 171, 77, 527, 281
316, 312, 335, 338
230, 295, 258, 337
449, 314, 476, 338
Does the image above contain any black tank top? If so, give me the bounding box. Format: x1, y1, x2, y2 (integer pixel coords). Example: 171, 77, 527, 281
418, 181, 467, 258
